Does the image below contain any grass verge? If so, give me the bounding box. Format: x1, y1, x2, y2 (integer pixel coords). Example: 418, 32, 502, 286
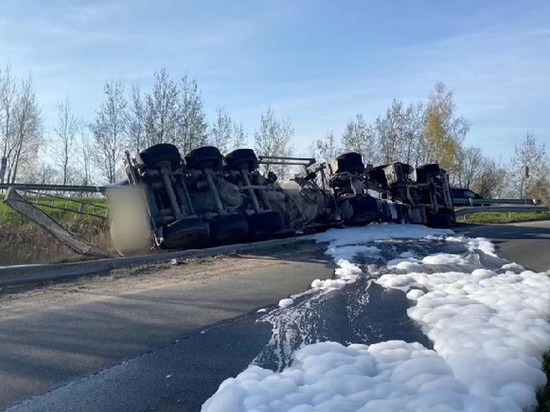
458, 212, 550, 225
0, 200, 112, 266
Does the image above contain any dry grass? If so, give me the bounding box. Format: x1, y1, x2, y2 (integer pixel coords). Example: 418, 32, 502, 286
0, 202, 113, 266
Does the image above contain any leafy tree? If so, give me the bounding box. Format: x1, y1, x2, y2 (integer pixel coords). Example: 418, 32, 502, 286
91, 80, 127, 183
254, 107, 294, 178
422, 82, 469, 171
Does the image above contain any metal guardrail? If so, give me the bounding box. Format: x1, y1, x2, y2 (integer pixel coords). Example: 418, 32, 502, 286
0, 183, 109, 193
455, 205, 549, 217
18, 189, 109, 218
452, 198, 540, 206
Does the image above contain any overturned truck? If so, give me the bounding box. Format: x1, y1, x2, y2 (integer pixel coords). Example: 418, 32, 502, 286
109, 143, 455, 256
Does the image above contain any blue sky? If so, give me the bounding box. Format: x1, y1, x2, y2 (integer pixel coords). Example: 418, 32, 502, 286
1, 0, 549, 161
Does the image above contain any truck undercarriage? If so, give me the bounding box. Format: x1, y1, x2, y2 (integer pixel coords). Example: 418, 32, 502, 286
109, 144, 455, 256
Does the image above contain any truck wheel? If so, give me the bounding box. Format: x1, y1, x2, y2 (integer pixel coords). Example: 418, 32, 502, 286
248, 210, 283, 236
341, 196, 379, 225
225, 148, 259, 171
335, 152, 365, 173
429, 211, 455, 228
209, 213, 249, 244
139, 144, 182, 170
351, 196, 379, 225
185, 146, 223, 170
416, 164, 441, 183
161, 218, 210, 249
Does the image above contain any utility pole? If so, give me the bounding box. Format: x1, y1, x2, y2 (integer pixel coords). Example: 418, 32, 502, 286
520, 165, 529, 204
0, 156, 6, 184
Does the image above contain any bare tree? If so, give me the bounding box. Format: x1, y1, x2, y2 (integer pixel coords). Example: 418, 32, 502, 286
511, 133, 549, 201
22, 163, 60, 184
375, 99, 404, 164
127, 83, 146, 153
177, 74, 208, 154
5, 76, 43, 183
0, 64, 17, 183
472, 158, 508, 199
91, 80, 127, 183
144, 68, 179, 147
254, 107, 294, 178
210, 107, 232, 154
78, 120, 93, 186
375, 99, 425, 166
52, 95, 77, 184
232, 121, 248, 150
402, 103, 425, 166
453, 145, 485, 188
312, 132, 340, 162
341, 113, 379, 165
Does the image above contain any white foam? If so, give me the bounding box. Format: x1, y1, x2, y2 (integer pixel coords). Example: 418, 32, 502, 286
278, 298, 294, 308
202, 341, 471, 412
315, 223, 453, 248
310, 224, 451, 291
501, 262, 524, 271
375, 269, 550, 410
203, 225, 550, 412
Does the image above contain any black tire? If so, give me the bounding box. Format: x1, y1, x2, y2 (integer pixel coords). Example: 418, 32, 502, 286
367, 166, 389, 188
225, 148, 259, 171
185, 146, 223, 170
247, 210, 283, 236
139, 144, 182, 170
428, 210, 455, 228
162, 217, 210, 249
209, 213, 249, 243
416, 164, 441, 183
341, 196, 379, 225
335, 152, 365, 174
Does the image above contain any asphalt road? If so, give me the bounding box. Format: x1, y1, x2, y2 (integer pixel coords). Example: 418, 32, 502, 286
0, 241, 335, 410
455, 220, 550, 273
1, 221, 549, 411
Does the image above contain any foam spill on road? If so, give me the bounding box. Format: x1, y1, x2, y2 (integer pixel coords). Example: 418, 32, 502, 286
202, 224, 550, 412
